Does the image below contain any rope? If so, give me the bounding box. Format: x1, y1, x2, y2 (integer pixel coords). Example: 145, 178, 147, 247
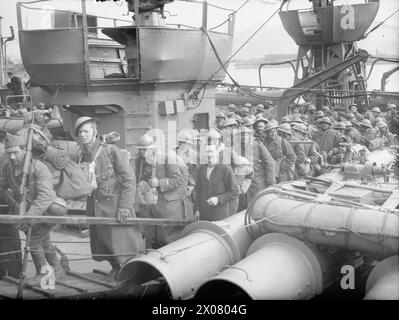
363, 9, 399, 39
200, 1, 282, 91
209, 0, 250, 31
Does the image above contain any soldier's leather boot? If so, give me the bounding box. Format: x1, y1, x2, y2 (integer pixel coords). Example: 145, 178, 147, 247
45, 251, 66, 280
26, 252, 47, 286
104, 264, 120, 283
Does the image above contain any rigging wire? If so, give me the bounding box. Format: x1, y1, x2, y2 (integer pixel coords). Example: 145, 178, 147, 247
202, 1, 283, 89
363, 9, 399, 39
209, 0, 250, 31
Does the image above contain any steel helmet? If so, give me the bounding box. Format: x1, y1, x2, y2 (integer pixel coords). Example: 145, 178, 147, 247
74, 116, 96, 136
278, 123, 292, 135
360, 119, 372, 128
344, 120, 352, 127
371, 107, 381, 113
387, 103, 397, 110
256, 104, 264, 110
216, 112, 226, 119
346, 112, 355, 120
240, 107, 250, 115
292, 123, 308, 134
244, 102, 252, 108
234, 115, 243, 124
291, 117, 307, 126
349, 118, 360, 127
137, 134, 155, 149
315, 110, 325, 118
227, 103, 236, 109
254, 115, 269, 125
177, 130, 193, 145
222, 118, 238, 127
334, 121, 347, 130
375, 119, 387, 128
264, 122, 279, 132
281, 116, 291, 124
308, 103, 316, 111
227, 111, 236, 118
47, 197, 67, 216
300, 114, 309, 123
319, 117, 332, 125
243, 116, 255, 127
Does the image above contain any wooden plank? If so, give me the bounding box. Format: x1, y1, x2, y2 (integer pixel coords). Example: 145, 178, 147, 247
0, 215, 194, 226
0, 274, 117, 299
2, 276, 55, 298
67, 271, 115, 289
56, 279, 88, 294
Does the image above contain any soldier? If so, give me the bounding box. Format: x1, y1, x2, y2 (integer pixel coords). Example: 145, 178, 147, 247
74, 117, 141, 281
0, 133, 65, 282
194, 143, 240, 221
329, 140, 355, 165
290, 104, 302, 120
242, 116, 255, 131
292, 123, 321, 178
332, 121, 347, 140
221, 117, 239, 131
375, 119, 398, 146
234, 126, 275, 205
240, 107, 250, 118
264, 122, 296, 183
215, 112, 226, 131
359, 119, 377, 146
350, 104, 364, 121
312, 117, 341, 155
370, 107, 383, 126
255, 104, 265, 116
344, 120, 362, 144
253, 115, 269, 143
306, 103, 317, 124
314, 110, 325, 122
385, 103, 397, 123
135, 134, 190, 248
175, 130, 197, 188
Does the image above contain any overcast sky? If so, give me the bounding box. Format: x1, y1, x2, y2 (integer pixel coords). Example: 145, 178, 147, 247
1, 0, 398, 61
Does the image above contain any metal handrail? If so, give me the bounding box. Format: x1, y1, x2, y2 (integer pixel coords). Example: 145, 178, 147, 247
17, 1, 132, 32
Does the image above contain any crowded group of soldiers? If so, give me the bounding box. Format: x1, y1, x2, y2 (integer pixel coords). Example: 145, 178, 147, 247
0, 99, 398, 285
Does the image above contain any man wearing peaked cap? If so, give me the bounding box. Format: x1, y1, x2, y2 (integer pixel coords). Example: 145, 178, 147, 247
0, 133, 67, 282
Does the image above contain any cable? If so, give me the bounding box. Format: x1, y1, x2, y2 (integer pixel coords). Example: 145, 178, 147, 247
203, 1, 283, 88
363, 9, 399, 39
209, 0, 250, 31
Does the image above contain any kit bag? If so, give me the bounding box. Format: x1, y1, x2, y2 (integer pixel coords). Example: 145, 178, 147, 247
43, 146, 95, 200
135, 161, 158, 205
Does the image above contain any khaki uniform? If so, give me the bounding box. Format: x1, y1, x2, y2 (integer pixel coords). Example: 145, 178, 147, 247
135, 152, 192, 247
0, 159, 63, 277
82, 140, 144, 266
264, 136, 296, 183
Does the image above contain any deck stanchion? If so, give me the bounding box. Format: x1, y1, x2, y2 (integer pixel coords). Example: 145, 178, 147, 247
17, 225, 32, 299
